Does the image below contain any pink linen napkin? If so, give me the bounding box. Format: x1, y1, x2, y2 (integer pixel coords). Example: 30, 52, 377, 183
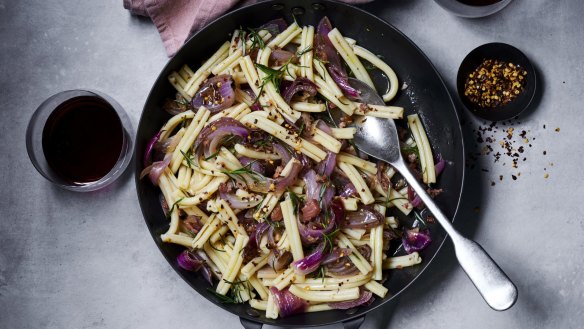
124, 0, 373, 57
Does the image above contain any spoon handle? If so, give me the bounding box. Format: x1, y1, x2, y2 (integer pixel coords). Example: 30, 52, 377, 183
393, 160, 517, 311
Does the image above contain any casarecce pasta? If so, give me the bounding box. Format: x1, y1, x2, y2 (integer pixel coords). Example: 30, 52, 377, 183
141, 16, 444, 319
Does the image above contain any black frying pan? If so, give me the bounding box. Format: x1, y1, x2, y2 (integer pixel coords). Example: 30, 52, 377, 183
135, 1, 465, 328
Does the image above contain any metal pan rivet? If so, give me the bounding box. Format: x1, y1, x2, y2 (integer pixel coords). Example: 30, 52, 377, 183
246, 308, 261, 317
312, 3, 326, 10
271, 3, 284, 11
291, 6, 305, 15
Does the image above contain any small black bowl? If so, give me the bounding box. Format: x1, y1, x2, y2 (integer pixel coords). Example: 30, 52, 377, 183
457, 43, 536, 121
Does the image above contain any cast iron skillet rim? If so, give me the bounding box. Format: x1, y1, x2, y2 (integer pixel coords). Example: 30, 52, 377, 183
134, 0, 466, 327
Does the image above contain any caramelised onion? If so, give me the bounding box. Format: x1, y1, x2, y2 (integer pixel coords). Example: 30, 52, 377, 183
162, 97, 192, 115
282, 77, 318, 103
219, 190, 262, 209
182, 215, 203, 236
270, 49, 296, 66
303, 170, 320, 200
357, 244, 372, 260
333, 173, 357, 197
341, 205, 384, 229
273, 160, 303, 193
329, 290, 374, 310
315, 120, 333, 135
292, 242, 326, 275
269, 249, 293, 272
140, 155, 171, 186
270, 287, 307, 318
191, 75, 235, 113
254, 221, 270, 246
259, 18, 288, 36
273, 143, 292, 165
144, 130, 162, 167
239, 156, 266, 175
177, 249, 204, 272
322, 247, 352, 265
315, 17, 359, 98
325, 255, 359, 277
297, 199, 343, 245
193, 117, 249, 157
301, 198, 321, 221
315, 151, 336, 177
402, 227, 432, 254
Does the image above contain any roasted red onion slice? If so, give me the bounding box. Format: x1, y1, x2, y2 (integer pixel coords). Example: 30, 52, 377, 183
191, 75, 235, 113
315, 151, 336, 177
325, 256, 359, 277
183, 215, 203, 236
301, 198, 321, 221
329, 290, 374, 310
273, 143, 292, 165
322, 247, 352, 265
259, 18, 288, 36
270, 49, 296, 66
292, 243, 326, 275
144, 130, 162, 167
140, 155, 171, 186
239, 156, 266, 175
282, 77, 318, 103
270, 287, 307, 318
274, 160, 303, 193
269, 249, 293, 272
177, 250, 204, 272
219, 190, 262, 209
315, 17, 359, 98
341, 205, 384, 229
297, 199, 342, 245
193, 117, 249, 157
402, 228, 432, 254
254, 221, 270, 246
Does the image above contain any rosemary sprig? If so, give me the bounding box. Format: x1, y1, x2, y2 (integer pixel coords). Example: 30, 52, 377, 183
204, 150, 220, 161
222, 279, 252, 303
247, 27, 265, 51
221, 162, 263, 183
322, 227, 339, 252
166, 198, 184, 220
180, 149, 196, 169
296, 46, 312, 57
315, 265, 326, 282
207, 288, 237, 304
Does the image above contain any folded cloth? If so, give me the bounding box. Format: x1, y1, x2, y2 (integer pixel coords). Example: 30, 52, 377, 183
124, 0, 373, 57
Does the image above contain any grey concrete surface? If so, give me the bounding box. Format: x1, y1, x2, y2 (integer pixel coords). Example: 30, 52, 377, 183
1, 0, 583, 328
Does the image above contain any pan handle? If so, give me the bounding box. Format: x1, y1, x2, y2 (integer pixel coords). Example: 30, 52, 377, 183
240, 317, 263, 329
342, 315, 366, 329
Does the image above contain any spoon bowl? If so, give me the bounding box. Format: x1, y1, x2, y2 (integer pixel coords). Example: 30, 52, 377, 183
328, 78, 518, 311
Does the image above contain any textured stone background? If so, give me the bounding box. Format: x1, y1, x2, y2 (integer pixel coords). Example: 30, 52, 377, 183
1, 0, 583, 328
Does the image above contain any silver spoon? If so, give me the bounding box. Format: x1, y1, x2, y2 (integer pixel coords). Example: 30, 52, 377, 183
329, 78, 518, 311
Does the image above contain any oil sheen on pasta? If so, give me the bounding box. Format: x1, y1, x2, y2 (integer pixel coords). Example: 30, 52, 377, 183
42, 96, 123, 184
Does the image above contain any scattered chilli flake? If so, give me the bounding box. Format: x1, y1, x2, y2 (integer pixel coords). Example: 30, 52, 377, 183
464, 118, 558, 184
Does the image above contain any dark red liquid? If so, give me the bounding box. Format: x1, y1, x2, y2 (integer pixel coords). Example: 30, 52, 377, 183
42, 96, 123, 184
457, 0, 501, 5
